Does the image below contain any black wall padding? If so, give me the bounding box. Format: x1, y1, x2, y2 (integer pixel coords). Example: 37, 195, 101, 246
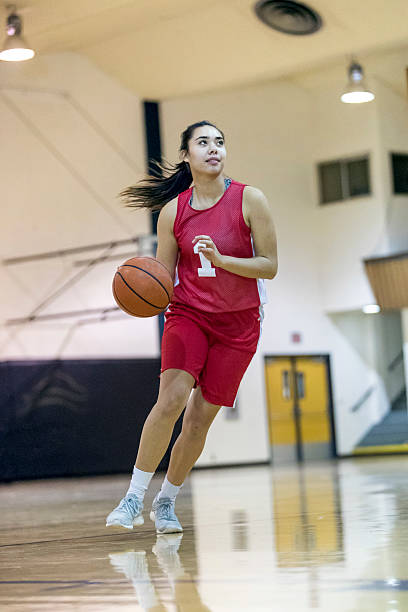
0, 359, 183, 481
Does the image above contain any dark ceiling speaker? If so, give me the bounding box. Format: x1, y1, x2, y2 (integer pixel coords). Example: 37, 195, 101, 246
254, 0, 323, 35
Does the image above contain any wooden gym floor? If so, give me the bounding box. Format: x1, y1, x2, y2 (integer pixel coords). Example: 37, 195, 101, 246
1, 456, 408, 611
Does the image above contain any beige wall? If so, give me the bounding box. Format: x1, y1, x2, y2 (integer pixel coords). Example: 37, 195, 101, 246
0, 52, 159, 359
162, 48, 407, 459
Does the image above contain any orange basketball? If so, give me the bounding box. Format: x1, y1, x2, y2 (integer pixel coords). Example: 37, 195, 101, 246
112, 257, 173, 317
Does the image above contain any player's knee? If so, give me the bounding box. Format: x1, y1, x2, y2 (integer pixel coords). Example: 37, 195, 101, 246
184, 392, 221, 436
183, 417, 207, 438
183, 410, 213, 438
154, 392, 186, 420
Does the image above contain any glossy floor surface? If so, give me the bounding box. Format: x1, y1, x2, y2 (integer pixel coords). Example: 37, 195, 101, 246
1, 456, 408, 611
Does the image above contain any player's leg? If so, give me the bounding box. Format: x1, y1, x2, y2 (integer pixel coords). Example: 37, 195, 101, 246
150, 388, 221, 533
135, 368, 195, 473
106, 368, 195, 530
166, 388, 221, 486
150, 308, 261, 532
107, 313, 208, 530
161, 343, 253, 491
151, 342, 255, 534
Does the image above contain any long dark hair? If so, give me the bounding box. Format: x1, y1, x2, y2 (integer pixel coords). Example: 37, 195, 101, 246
120, 120, 225, 212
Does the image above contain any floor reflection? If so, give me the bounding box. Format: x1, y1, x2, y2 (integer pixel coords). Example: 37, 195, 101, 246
108, 534, 212, 611
271, 463, 344, 567
270, 463, 344, 610
2, 458, 408, 610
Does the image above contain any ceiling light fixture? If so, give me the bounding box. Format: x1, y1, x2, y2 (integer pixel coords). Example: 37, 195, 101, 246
0, 5, 35, 62
362, 304, 381, 314
341, 59, 374, 104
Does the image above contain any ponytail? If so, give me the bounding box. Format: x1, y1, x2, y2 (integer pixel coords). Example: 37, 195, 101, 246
119, 120, 224, 213
120, 159, 192, 212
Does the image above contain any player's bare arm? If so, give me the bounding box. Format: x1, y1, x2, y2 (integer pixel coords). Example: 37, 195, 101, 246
155, 198, 179, 281
192, 186, 278, 280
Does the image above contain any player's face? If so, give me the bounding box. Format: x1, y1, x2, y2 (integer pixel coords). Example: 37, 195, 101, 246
184, 126, 226, 175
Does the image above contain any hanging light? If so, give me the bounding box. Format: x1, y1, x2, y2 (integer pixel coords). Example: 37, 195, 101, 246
0, 8, 35, 62
362, 304, 381, 314
341, 59, 374, 104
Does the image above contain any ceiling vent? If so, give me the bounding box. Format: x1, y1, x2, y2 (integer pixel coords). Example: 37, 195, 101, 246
254, 0, 323, 35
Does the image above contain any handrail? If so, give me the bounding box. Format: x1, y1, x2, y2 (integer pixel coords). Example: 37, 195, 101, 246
350, 386, 376, 413
388, 350, 404, 372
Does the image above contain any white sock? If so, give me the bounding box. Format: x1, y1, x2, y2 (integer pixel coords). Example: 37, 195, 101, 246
126, 466, 154, 499
158, 475, 182, 501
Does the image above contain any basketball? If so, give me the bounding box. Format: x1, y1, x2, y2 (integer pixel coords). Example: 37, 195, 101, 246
112, 256, 173, 317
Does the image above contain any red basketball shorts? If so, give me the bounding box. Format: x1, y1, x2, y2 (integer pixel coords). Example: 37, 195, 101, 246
161, 302, 262, 407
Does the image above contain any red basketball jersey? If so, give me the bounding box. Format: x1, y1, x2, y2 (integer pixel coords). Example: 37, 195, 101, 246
172, 179, 266, 313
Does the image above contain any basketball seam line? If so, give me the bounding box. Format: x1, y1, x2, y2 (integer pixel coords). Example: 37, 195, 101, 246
113, 289, 139, 316
116, 271, 165, 310
119, 264, 171, 302
136, 256, 171, 275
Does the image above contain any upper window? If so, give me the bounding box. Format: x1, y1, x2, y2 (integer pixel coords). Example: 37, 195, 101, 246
391, 153, 408, 194
318, 155, 371, 205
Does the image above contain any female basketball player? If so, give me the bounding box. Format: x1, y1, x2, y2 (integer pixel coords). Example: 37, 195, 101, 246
106, 120, 278, 533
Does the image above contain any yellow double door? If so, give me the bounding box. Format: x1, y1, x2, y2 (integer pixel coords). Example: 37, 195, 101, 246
264, 356, 334, 462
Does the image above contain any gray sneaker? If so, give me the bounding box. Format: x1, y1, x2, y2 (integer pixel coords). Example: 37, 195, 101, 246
106, 494, 144, 529
150, 494, 183, 534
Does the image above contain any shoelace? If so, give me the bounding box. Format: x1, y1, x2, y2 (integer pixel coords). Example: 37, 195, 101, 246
121, 495, 141, 515
156, 500, 174, 521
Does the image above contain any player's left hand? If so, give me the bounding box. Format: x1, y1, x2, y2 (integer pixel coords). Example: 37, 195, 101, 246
192, 235, 224, 267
